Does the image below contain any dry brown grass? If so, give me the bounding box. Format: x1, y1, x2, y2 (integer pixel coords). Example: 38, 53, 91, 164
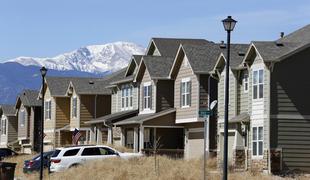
3, 155, 310, 180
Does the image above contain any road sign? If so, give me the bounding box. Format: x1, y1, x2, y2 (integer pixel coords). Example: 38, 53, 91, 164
199, 109, 211, 118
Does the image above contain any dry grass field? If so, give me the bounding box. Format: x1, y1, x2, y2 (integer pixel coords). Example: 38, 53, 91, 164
4, 154, 310, 180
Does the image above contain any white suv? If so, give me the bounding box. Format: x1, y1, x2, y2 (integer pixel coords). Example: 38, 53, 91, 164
50, 145, 142, 172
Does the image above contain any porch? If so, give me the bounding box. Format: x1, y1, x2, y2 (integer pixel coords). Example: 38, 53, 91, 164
114, 108, 184, 157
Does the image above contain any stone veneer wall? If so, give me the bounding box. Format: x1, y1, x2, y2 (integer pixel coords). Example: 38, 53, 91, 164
247, 150, 269, 172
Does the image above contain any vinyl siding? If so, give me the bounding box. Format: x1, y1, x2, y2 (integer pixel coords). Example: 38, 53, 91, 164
111, 90, 117, 114
175, 55, 199, 122
55, 97, 71, 129
43, 86, 56, 144
139, 69, 155, 113
156, 80, 174, 112
237, 70, 249, 114
217, 68, 237, 122
17, 104, 29, 139
270, 46, 310, 171
95, 95, 111, 119
7, 116, 18, 143
70, 88, 80, 129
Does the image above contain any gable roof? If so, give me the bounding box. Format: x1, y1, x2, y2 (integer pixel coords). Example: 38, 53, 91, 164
16, 89, 41, 108
45, 77, 78, 96
0, 105, 16, 116
148, 38, 209, 57
142, 56, 175, 79
244, 24, 310, 64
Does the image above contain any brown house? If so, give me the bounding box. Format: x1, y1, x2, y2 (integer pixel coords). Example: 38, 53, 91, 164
15, 89, 42, 153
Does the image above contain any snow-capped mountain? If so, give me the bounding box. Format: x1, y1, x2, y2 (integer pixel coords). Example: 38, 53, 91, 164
5, 42, 145, 73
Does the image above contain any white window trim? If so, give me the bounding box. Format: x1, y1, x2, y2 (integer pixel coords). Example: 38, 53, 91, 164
181, 78, 191, 108
243, 73, 249, 93
45, 99, 52, 121
121, 85, 133, 111
20, 109, 25, 127
143, 82, 152, 110
252, 69, 264, 101
72, 96, 78, 118
252, 126, 264, 159
1, 117, 6, 135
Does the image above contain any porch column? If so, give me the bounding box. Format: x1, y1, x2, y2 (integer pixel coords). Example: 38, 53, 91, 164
133, 127, 139, 153
97, 127, 102, 144
86, 130, 89, 145
120, 128, 125, 146
89, 126, 95, 144
107, 127, 113, 144
139, 125, 144, 153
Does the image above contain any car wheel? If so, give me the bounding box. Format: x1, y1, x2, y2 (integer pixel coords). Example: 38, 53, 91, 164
69, 164, 80, 168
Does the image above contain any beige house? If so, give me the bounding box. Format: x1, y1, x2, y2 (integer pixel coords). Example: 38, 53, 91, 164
85, 56, 141, 146
15, 89, 42, 153
0, 105, 18, 149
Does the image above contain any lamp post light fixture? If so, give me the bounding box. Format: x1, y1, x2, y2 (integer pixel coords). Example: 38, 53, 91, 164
40, 66, 47, 180
222, 16, 237, 180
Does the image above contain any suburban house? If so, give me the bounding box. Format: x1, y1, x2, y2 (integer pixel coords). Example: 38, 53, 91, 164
215, 24, 310, 173
85, 56, 141, 146
65, 74, 123, 145
15, 89, 42, 153
42, 77, 75, 150
111, 38, 210, 156
0, 105, 18, 149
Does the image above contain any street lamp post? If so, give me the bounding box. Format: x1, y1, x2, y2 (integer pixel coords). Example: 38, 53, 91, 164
40, 66, 47, 180
222, 16, 237, 180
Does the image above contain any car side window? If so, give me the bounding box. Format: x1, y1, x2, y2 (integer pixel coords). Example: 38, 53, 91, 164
63, 149, 80, 156
81, 148, 101, 156
99, 147, 116, 155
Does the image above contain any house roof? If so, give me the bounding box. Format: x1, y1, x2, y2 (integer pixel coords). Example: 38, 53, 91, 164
246, 24, 310, 63
0, 105, 16, 116
132, 55, 143, 65
84, 109, 139, 125
45, 76, 77, 96
114, 108, 176, 126
143, 56, 175, 79
16, 89, 41, 108
151, 38, 209, 57
229, 113, 250, 124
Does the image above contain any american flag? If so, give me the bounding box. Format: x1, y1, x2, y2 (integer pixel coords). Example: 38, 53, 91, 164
72, 128, 81, 145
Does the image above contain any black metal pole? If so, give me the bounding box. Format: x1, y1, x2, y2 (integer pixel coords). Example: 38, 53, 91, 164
223, 30, 231, 180
40, 74, 45, 180
204, 75, 212, 180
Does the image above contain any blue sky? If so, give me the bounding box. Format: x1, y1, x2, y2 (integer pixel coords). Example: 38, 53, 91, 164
0, 0, 310, 60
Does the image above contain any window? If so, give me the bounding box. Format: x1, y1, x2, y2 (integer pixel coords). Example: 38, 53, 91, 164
81, 148, 101, 156
253, 69, 264, 99
20, 109, 25, 127
1, 118, 6, 135
181, 79, 191, 107
98, 147, 116, 155
252, 126, 263, 156
143, 84, 152, 109
121, 86, 133, 110
63, 149, 80, 156
45, 100, 52, 120
72, 97, 77, 118
243, 73, 249, 92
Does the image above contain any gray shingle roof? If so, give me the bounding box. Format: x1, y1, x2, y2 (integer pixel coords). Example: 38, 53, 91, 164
252, 41, 302, 62
85, 109, 139, 125
17, 89, 41, 107
223, 44, 250, 68
143, 56, 175, 79
250, 24, 310, 62
45, 77, 76, 96
114, 108, 176, 126
151, 38, 209, 57
0, 105, 16, 116
278, 24, 310, 45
